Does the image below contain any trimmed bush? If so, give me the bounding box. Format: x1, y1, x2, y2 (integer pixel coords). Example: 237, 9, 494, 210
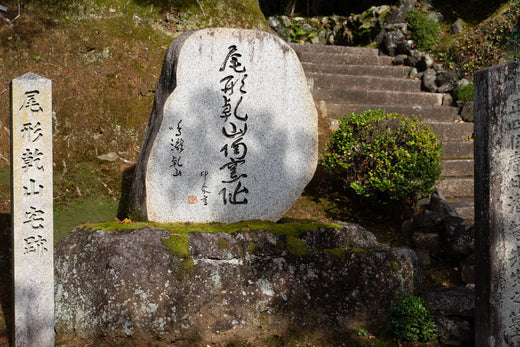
322, 110, 443, 200
387, 294, 437, 342
406, 8, 441, 51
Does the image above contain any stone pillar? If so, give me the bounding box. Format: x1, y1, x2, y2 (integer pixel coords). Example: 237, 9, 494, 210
475, 62, 520, 346
10, 73, 54, 346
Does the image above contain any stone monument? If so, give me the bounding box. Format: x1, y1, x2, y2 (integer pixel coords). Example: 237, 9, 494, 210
475, 62, 520, 346
10, 73, 54, 346
128, 28, 318, 223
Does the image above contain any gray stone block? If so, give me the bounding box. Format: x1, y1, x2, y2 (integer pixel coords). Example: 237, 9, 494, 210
55, 226, 419, 343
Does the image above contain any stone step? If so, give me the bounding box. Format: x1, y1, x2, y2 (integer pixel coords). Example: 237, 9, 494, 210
441, 141, 474, 160
442, 159, 474, 178
326, 104, 459, 122
447, 197, 474, 221
307, 72, 421, 93
314, 88, 446, 106
425, 122, 474, 142
436, 177, 474, 198
290, 42, 379, 56
302, 62, 411, 79
296, 51, 394, 66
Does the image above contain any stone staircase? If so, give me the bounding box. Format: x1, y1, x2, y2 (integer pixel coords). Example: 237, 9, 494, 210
291, 43, 474, 220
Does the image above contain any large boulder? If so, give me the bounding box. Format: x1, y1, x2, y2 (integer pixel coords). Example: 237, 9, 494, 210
127, 28, 318, 223
55, 224, 419, 344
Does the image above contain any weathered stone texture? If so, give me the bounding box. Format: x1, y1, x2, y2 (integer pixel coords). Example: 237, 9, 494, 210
11, 72, 54, 347
128, 28, 318, 224
55, 225, 418, 344
474, 61, 520, 346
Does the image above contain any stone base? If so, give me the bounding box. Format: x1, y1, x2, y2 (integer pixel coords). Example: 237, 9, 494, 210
55, 224, 418, 344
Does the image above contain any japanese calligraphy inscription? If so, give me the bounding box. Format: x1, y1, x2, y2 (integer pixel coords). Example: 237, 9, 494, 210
10, 73, 54, 346
129, 28, 318, 223
475, 62, 520, 346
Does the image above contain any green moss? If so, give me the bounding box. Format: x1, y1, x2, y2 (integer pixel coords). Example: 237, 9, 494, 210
86, 219, 351, 260
286, 236, 310, 257
324, 248, 346, 259
248, 242, 258, 254
387, 253, 401, 271
86, 219, 340, 236
348, 248, 368, 253
390, 260, 401, 271
161, 234, 190, 258
161, 234, 194, 280
177, 258, 195, 281
54, 199, 119, 243
217, 238, 230, 250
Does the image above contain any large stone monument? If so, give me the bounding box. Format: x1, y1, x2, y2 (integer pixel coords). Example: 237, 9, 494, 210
10, 73, 54, 346
128, 28, 318, 223
475, 62, 520, 346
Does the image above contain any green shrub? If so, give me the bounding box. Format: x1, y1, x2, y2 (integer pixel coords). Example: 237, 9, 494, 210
457, 81, 474, 101
288, 22, 315, 43
322, 110, 442, 200
387, 294, 438, 342
406, 8, 441, 51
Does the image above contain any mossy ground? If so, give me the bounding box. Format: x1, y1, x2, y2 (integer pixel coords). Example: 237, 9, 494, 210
87, 218, 341, 235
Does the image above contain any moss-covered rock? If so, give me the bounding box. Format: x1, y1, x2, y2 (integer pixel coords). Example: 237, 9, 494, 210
55, 223, 419, 344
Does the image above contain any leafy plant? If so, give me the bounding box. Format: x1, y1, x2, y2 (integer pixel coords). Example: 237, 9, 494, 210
322, 110, 443, 201
435, 2, 520, 77
387, 294, 437, 342
288, 22, 315, 43
457, 81, 474, 102
357, 328, 368, 337
406, 8, 441, 51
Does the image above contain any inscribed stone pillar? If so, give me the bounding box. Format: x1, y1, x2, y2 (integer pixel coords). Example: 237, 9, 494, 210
128, 28, 318, 223
475, 62, 520, 346
10, 73, 54, 346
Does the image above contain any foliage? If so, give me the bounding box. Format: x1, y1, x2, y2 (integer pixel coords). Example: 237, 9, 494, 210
322, 110, 443, 201
288, 21, 316, 43
406, 8, 442, 51
457, 81, 474, 101
387, 294, 438, 342
357, 328, 368, 336
435, 2, 520, 77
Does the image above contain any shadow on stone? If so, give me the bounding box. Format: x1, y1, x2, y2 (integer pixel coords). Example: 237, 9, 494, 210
116, 164, 136, 220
